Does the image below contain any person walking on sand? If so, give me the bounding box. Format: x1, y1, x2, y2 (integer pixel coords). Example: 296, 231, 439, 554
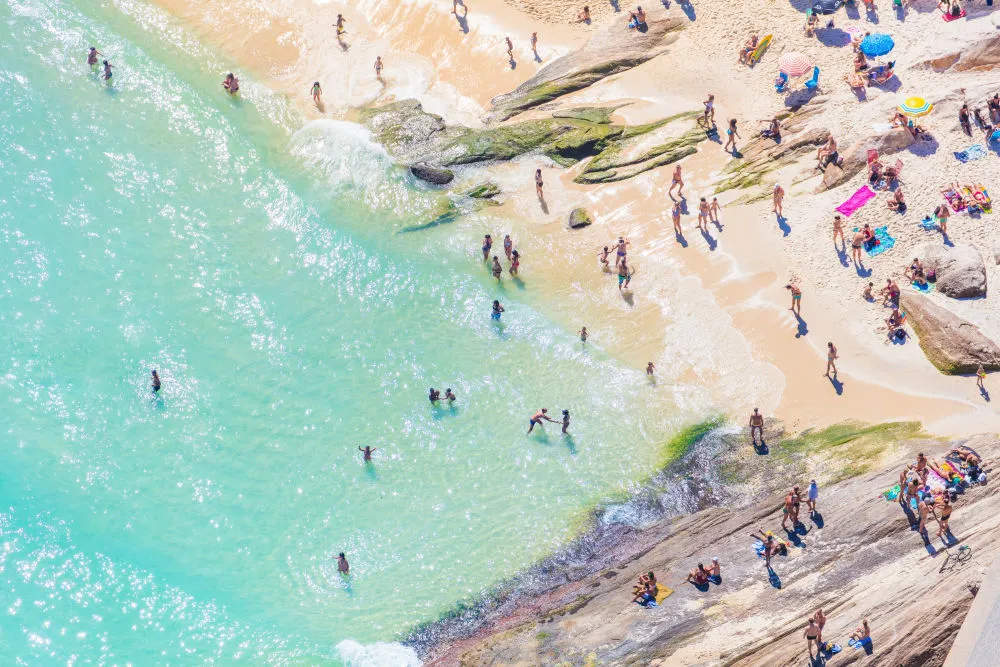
618, 257, 632, 290
697, 198, 710, 231
647, 361, 656, 375
850, 229, 865, 265
337, 552, 350, 574
491, 255, 503, 281
335, 14, 346, 35
503, 234, 513, 260
825, 342, 838, 377
527, 408, 559, 433
560, 409, 571, 433
724, 119, 740, 153
598, 246, 611, 268
151, 370, 161, 393
702, 94, 715, 127
749, 408, 764, 445
505, 36, 514, 60
977, 364, 987, 391
807, 479, 818, 513
311, 81, 323, 106
672, 202, 683, 236
833, 214, 845, 247
579, 326, 588, 343
785, 283, 802, 317
359, 445, 376, 462
534, 168, 544, 199
374, 56, 384, 80
530, 32, 538, 57
710, 197, 721, 224
668, 165, 684, 198
804, 618, 822, 659
772, 184, 785, 217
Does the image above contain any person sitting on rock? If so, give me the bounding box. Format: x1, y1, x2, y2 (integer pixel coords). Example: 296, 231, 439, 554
686, 563, 711, 586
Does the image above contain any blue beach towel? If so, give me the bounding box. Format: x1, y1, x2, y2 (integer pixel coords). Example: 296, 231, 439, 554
849, 637, 872, 649
753, 541, 765, 558
920, 216, 938, 230
955, 144, 987, 163
855, 225, 895, 257
912, 281, 933, 293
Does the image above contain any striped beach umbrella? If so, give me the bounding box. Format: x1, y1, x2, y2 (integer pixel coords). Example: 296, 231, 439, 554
860, 33, 895, 57
899, 97, 933, 117
778, 52, 812, 77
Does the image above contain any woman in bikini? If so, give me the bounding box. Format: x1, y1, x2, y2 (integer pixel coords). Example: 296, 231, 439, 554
509, 249, 520, 276
534, 168, 544, 199
825, 342, 838, 377
724, 119, 740, 153
481, 234, 492, 261
785, 283, 802, 317
668, 165, 684, 198
491, 256, 503, 281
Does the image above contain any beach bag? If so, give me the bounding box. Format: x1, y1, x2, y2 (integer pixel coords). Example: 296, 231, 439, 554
926, 269, 936, 283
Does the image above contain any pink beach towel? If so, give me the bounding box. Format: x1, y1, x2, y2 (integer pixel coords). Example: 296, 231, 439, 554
943, 9, 966, 20
836, 185, 876, 217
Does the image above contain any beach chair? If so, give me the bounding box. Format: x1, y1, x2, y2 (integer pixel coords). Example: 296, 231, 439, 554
805, 67, 821, 90
775, 72, 788, 92
845, 73, 866, 91
866, 149, 879, 165
891, 158, 903, 182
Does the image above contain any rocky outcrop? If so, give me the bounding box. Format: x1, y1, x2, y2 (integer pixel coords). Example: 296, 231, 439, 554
465, 182, 501, 199
575, 114, 706, 184
820, 127, 915, 191
552, 107, 616, 124
414, 424, 999, 666
488, 17, 684, 123
409, 163, 454, 185
920, 244, 988, 299
714, 105, 829, 194
902, 292, 1000, 374
567, 207, 593, 229
922, 35, 1000, 72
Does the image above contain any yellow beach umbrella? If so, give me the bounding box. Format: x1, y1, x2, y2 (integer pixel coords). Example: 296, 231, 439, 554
899, 97, 933, 117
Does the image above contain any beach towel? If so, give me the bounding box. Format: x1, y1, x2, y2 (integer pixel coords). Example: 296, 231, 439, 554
955, 144, 988, 163
912, 280, 933, 293
849, 637, 873, 649
821, 643, 843, 654
943, 8, 966, 20
753, 540, 766, 558
920, 216, 938, 230
836, 185, 876, 217
866, 225, 895, 257
655, 584, 673, 604
882, 483, 901, 500
927, 468, 949, 495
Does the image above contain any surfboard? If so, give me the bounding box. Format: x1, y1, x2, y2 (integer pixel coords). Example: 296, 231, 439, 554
751, 34, 773, 66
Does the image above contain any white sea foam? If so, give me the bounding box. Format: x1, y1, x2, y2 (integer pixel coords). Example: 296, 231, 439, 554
335, 639, 422, 667
289, 119, 395, 191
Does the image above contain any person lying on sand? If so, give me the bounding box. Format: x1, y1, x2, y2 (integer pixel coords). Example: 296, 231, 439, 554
750, 530, 786, 567
738, 34, 759, 65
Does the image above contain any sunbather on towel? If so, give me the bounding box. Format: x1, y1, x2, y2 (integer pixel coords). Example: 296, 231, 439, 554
750, 530, 786, 567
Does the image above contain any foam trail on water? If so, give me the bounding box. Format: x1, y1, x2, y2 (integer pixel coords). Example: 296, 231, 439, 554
335, 639, 422, 667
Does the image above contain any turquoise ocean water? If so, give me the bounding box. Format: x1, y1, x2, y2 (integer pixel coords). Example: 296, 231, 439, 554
0, 0, 689, 663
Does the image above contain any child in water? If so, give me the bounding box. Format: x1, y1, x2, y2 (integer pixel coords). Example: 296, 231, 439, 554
491, 300, 504, 320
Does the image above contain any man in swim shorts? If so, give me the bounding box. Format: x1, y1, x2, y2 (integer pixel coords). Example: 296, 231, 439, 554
749, 408, 764, 445
527, 408, 559, 434
618, 258, 631, 290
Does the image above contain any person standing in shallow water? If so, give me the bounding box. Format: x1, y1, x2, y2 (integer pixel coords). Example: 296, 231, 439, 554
359, 445, 376, 462
102, 60, 114, 81
374, 56, 384, 80
337, 552, 350, 574
151, 370, 161, 393
311, 81, 323, 106
527, 408, 559, 434
481, 234, 492, 261
87, 47, 102, 67
534, 168, 544, 200
491, 299, 504, 320
491, 255, 503, 281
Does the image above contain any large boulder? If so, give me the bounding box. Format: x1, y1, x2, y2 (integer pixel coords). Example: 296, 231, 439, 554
822, 128, 914, 190
919, 244, 987, 299
922, 35, 1000, 72
902, 293, 1000, 374
409, 163, 454, 185
567, 208, 593, 229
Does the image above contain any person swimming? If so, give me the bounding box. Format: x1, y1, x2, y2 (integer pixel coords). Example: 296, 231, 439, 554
358, 445, 376, 462
337, 552, 350, 574
151, 369, 161, 393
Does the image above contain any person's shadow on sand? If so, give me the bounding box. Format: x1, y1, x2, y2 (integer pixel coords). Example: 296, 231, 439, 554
980, 386, 991, 402
509, 56, 517, 70
701, 228, 717, 251
778, 215, 791, 236
675, 231, 688, 247
827, 373, 844, 395
810, 511, 824, 528
456, 15, 470, 33
794, 314, 808, 338
836, 245, 850, 267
